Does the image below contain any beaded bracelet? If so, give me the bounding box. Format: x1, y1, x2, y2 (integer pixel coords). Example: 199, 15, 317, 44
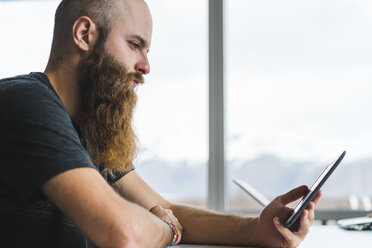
163, 220, 181, 246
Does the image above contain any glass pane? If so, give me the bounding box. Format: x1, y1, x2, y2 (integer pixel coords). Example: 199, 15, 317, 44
135, 0, 208, 207
0, 0, 208, 207
226, 0, 372, 211
0, 1, 58, 78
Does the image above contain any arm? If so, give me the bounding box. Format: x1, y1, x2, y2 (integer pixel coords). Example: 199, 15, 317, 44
168, 204, 256, 245
171, 187, 321, 247
113, 171, 321, 247
42, 167, 172, 248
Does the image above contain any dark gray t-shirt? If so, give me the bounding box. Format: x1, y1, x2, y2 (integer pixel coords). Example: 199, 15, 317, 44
0, 72, 132, 247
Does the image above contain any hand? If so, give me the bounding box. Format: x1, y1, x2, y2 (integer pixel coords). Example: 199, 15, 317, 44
150, 205, 183, 241
253, 185, 322, 248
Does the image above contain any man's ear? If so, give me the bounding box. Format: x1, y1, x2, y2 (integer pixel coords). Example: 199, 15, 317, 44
72, 16, 98, 52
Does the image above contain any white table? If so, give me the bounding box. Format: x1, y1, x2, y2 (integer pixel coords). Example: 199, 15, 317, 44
176, 225, 371, 248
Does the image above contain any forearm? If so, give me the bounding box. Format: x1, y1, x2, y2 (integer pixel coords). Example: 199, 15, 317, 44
170, 204, 258, 246
121, 200, 174, 247
43, 168, 172, 248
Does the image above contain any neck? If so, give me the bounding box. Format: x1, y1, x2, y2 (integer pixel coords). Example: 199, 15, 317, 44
44, 60, 81, 122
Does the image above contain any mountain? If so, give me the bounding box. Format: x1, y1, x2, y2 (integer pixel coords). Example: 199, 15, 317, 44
136, 154, 372, 201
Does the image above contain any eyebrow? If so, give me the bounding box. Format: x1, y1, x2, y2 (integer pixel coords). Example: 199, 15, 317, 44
130, 35, 150, 53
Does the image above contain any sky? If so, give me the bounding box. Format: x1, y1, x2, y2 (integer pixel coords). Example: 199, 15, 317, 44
0, 0, 371, 166
225, 0, 372, 163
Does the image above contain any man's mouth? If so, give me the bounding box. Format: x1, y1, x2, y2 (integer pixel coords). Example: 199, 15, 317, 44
133, 80, 138, 88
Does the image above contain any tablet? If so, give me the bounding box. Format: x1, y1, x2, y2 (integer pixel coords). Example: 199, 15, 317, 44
284, 151, 346, 228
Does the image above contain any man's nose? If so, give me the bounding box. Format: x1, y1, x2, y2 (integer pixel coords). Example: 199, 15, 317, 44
135, 55, 150, 75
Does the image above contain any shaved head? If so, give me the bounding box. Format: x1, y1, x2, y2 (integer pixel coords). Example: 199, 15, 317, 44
51, 0, 122, 58
50, 0, 151, 64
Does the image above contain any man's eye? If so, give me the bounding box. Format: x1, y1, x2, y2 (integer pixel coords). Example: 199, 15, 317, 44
129, 41, 140, 49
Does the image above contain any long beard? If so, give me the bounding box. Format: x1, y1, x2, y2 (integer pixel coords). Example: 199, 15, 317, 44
76, 44, 143, 174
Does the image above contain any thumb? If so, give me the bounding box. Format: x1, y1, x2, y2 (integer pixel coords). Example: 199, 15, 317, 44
273, 217, 293, 239
279, 185, 308, 204
273, 217, 299, 247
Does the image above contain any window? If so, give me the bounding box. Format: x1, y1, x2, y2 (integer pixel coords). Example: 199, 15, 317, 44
0, 1, 57, 78
135, 0, 208, 207
226, 0, 372, 212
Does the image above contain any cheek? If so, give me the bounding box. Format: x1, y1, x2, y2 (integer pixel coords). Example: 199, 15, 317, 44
106, 39, 135, 71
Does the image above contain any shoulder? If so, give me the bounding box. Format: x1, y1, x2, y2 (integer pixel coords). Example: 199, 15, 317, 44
0, 73, 78, 146
0, 73, 46, 91
0, 73, 61, 103
0, 73, 67, 120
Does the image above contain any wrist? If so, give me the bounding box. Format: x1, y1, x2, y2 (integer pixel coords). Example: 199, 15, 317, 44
246, 216, 261, 246
162, 220, 181, 246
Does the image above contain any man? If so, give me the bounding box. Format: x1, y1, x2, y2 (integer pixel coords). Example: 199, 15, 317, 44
0, 0, 321, 247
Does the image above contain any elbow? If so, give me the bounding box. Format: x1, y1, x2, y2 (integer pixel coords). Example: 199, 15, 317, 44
108, 239, 138, 248
116, 234, 142, 248
100, 224, 143, 248
99, 236, 140, 248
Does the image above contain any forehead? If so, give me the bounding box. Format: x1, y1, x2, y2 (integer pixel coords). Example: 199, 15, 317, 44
112, 0, 153, 45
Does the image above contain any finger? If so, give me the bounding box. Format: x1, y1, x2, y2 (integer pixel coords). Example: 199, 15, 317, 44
306, 201, 315, 211
311, 190, 322, 207
169, 213, 182, 229
307, 207, 315, 223
167, 214, 182, 232
273, 217, 298, 247
163, 209, 183, 232
149, 205, 162, 214
297, 209, 311, 238
165, 208, 174, 216
164, 209, 176, 221
173, 217, 183, 233
279, 185, 309, 205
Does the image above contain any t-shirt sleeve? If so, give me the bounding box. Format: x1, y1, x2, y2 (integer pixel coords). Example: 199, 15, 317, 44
0, 83, 97, 201
104, 166, 135, 185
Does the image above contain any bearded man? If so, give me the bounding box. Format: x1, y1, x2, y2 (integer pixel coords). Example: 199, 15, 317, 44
0, 0, 321, 247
